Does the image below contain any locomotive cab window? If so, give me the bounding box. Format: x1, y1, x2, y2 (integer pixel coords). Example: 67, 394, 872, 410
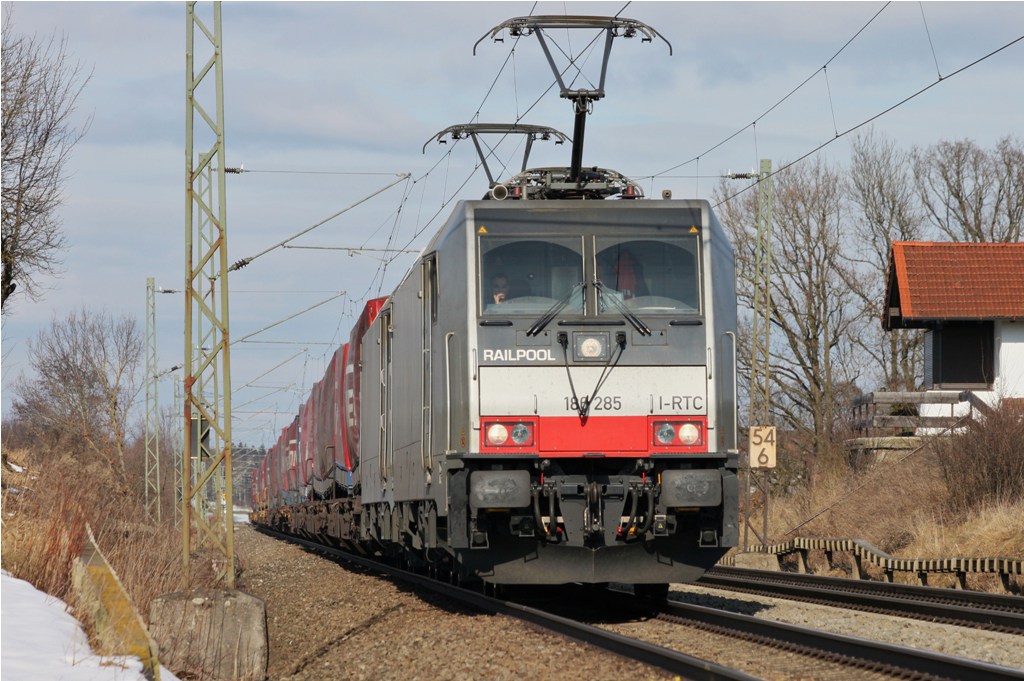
480, 237, 584, 314
595, 236, 701, 314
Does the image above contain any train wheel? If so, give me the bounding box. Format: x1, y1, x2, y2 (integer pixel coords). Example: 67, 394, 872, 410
482, 582, 509, 599
634, 583, 669, 606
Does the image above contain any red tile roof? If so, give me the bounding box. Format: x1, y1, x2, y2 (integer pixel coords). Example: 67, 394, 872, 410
884, 242, 1024, 328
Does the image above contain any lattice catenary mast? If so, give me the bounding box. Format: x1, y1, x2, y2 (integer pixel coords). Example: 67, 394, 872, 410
184, 0, 234, 588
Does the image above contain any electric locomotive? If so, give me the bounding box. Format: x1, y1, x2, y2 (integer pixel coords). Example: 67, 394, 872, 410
251, 14, 740, 594
354, 169, 739, 589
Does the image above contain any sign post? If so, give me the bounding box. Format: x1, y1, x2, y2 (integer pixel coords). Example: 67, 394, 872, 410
743, 426, 776, 550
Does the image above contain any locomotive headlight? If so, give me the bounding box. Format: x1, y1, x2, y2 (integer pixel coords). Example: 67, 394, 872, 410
678, 423, 701, 445
655, 423, 676, 445
651, 419, 707, 449
580, 337, 604, 358
510, 423, 532, 445
486, 424, 509, 446
482, 420, 537, 449
573, 332, 610, 361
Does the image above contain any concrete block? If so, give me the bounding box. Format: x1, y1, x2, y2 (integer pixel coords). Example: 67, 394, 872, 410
149, 589, 267, 681
71, 528, 161, 680
732, 552, 781, 571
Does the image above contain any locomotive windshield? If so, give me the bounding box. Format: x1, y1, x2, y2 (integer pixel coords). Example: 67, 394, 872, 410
595, 237, 701, 314
479, 234, 701, 315
481, 237, 585, 314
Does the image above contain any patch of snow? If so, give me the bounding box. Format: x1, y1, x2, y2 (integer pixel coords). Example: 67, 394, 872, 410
1, 570, 180, 681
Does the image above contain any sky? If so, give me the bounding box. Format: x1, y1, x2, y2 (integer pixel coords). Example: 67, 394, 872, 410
2, 1, 1023, 448
1, 569, 181, 681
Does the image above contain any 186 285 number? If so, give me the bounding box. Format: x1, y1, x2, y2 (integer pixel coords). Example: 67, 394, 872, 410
564, 395, 622, 411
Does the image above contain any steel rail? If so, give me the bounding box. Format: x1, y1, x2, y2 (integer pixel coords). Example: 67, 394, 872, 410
700, 566, 1024, 634
659, 597, 1024, 681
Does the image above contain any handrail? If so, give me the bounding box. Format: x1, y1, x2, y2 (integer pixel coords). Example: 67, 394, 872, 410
851, 389, 994, 437
445, 332, 456, 453
723, 331, 738, 451
960, 389, 995, 417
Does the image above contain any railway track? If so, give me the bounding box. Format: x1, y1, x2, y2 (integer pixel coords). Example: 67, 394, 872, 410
650, 594, 1023, 681
255, 527, 1023, 680
255, 527, 755, 680
699, 566, 1024, 634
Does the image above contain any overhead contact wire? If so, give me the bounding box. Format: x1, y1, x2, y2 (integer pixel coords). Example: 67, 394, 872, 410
713, 32, 1024, 208
650, 1, 891, 179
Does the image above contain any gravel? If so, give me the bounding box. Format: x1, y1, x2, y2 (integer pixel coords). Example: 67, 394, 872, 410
666, 583, 1024, 671
235, 523, 1024, 680
234, 524, 672, 680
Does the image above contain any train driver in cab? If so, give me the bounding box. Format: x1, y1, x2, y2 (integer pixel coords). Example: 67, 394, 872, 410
491, 273, 511, 304
597, 258, 625, 312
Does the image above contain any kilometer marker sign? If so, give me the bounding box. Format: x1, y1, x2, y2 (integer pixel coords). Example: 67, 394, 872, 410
749, 426, 777, 469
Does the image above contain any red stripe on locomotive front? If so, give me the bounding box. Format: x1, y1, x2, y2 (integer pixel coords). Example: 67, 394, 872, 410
479, 415, 709, 457
539, 415, 648, 453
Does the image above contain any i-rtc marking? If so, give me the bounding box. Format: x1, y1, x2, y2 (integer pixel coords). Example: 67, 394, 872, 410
658, 395, 704, 411
483, 348, 556, 362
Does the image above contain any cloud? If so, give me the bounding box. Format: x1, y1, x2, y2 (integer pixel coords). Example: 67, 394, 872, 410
4, 1, 1023, 444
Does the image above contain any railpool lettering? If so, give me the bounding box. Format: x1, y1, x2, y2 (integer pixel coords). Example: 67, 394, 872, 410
482, 348, 557, 362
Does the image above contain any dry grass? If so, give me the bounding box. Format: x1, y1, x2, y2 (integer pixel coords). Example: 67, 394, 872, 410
768, 452, 1022, 556
904, 498, 1024, 559
761, 406, 1024, 588
935, 400, 1024, 514
767, 448, 949, 553
1, 446, 214, 623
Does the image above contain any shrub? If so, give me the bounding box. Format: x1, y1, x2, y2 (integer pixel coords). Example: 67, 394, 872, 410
936, 400, 1024, 516
1, 446, 213, 623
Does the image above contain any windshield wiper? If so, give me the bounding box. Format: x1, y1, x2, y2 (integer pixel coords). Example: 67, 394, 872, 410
526, 282, 585, 336
594, 280, 651, 336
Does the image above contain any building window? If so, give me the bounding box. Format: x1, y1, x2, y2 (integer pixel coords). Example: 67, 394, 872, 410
926, 322, 994, 389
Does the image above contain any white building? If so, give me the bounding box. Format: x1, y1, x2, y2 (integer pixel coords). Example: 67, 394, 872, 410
883, 241, 1024, 417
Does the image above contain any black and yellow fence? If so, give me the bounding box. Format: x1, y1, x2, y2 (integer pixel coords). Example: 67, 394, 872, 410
729, 537, 1022, 593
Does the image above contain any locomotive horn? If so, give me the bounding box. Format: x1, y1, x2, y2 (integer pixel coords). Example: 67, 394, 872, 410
490, 183, 510, 201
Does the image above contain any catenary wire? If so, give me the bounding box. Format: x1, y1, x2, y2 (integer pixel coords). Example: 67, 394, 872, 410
650, 2, 891, 179
713, 33, 1024, 208
918, 1, 943, 79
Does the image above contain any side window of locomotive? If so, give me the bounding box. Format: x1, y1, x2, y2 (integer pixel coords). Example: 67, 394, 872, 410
595, 237, 701, 314
480, 237, 584, 314
422, 253, 439, 322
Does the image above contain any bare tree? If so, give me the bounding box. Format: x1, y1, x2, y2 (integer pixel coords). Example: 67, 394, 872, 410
771, 160, 865, 465
1, 13, 91, 312
847, 129, 925, 392
913, 136, 1024, 242
716, 159, 864, 471
716, 134, 1023, 488
11, 308, 143, 486
995, 136, 1024, 238
715, 182, 759, 427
